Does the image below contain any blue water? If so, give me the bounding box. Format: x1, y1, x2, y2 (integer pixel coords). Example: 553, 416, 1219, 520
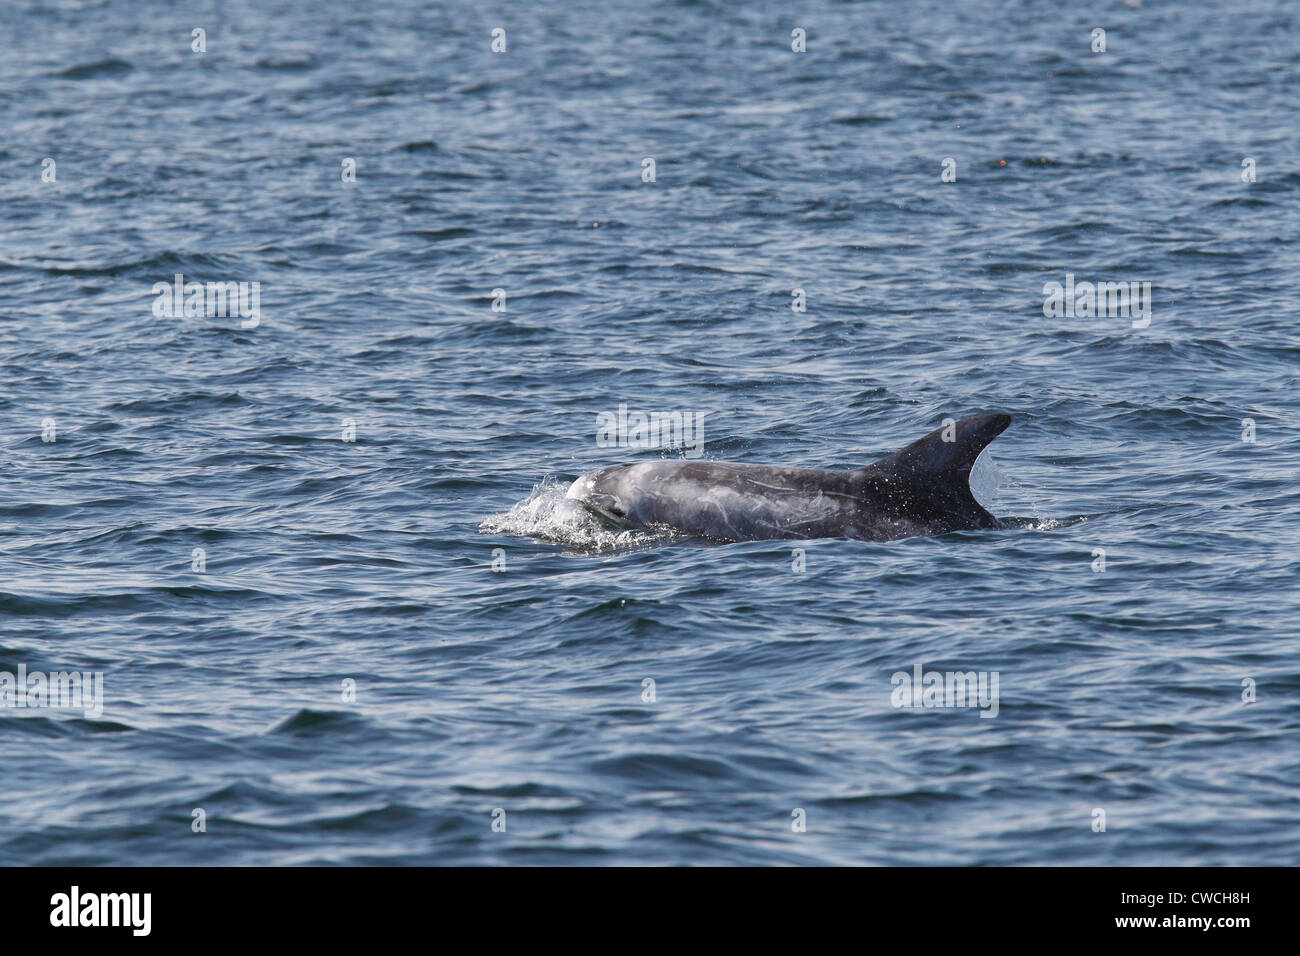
2, 0, 1298, 865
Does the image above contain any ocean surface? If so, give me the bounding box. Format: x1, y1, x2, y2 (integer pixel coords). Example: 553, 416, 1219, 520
1, 0, 1298, 865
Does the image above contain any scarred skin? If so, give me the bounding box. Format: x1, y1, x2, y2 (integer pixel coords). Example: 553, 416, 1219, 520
566, 412, 1011, 543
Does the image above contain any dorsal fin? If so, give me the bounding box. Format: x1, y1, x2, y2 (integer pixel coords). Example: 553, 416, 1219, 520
856, 413, 1011, 529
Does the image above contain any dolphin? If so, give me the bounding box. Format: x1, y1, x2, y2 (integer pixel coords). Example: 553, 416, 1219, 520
564, 412, 1012, 542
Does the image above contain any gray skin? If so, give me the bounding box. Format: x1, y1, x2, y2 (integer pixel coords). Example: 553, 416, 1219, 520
566, 412, 1012, 542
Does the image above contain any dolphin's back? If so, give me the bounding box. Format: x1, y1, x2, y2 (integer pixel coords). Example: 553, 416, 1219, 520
589, 460, 864, 540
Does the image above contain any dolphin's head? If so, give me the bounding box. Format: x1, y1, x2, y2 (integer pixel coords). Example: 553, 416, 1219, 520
567, 467, 636, 527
